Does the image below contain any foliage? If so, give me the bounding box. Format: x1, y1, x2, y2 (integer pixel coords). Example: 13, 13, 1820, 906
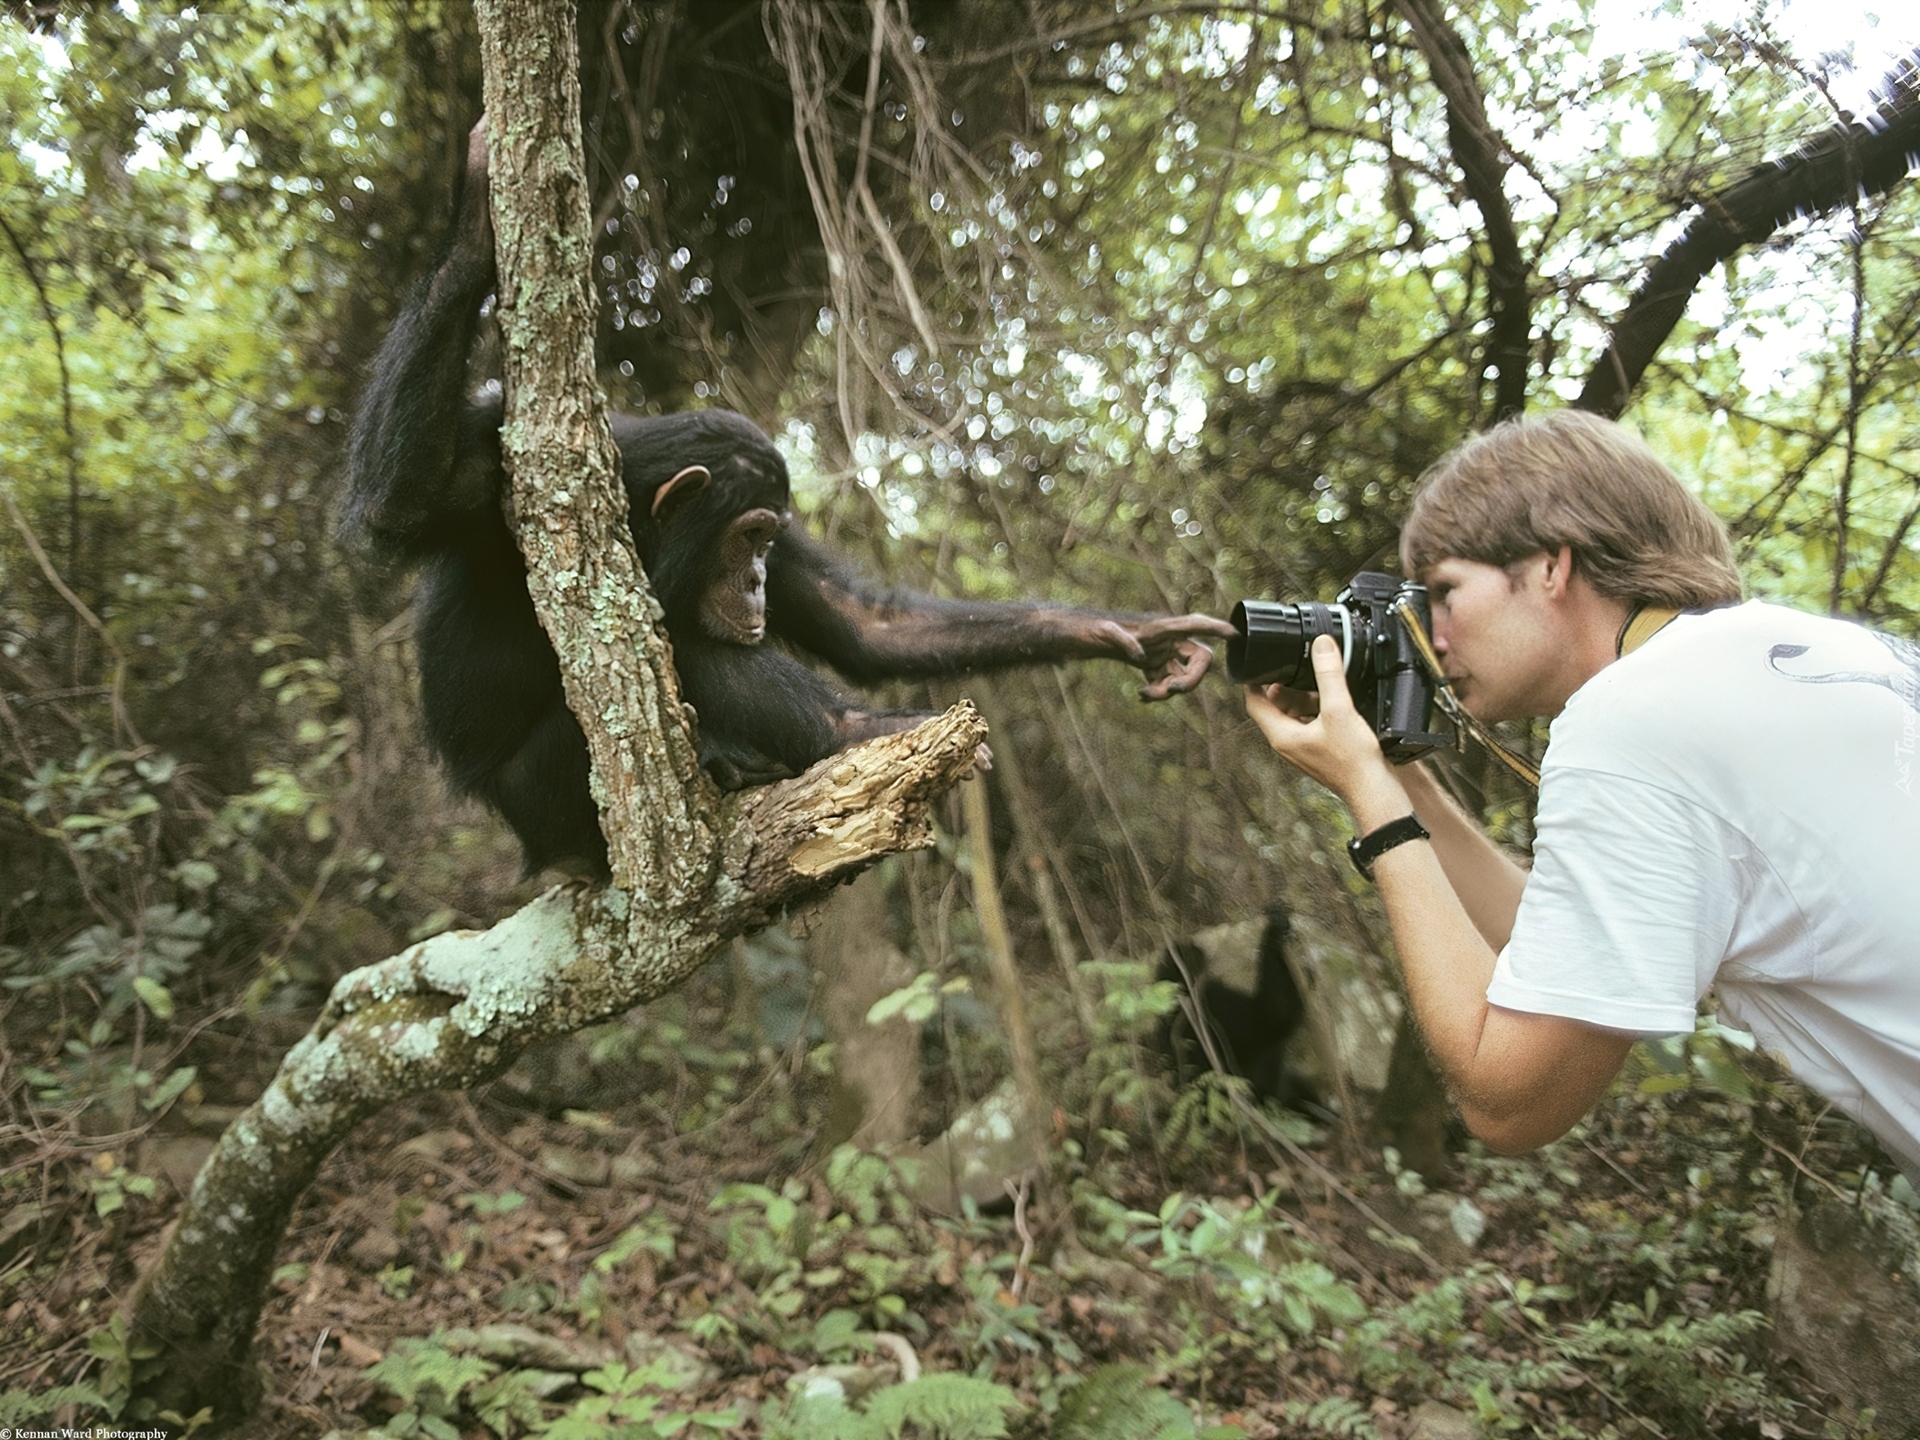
359, 1338, 741, 1440
1332, 1267, 1787, 1433
0, 1385, 109, 1425
766, 1372, 1020, 1440
363, 1339, 495, 1440
82, 1312, 162, 1418
1275, 1396, 1376, 1439
1053, 1364, 1228, 1440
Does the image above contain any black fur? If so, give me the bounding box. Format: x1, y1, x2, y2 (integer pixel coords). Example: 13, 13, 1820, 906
1160, 904, 1320, 1112
344, 138, 1184, 877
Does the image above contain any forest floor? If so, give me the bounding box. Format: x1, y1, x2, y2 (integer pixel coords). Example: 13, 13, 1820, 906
1, 969, 1909, 1440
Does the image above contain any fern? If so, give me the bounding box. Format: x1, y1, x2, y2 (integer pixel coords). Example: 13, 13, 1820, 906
469, 1368, 554, 1438
765, 1387, 879, 1440
0, 1386, 110, 1424
1547, 1305, 1769, 1406
766, 1373, 1020, 1440
1278, 1395, 1377, 1439
1054, 1364, 1196, 1440
1163, 1072, 1247, 1155
864, 1374, 1020, 1439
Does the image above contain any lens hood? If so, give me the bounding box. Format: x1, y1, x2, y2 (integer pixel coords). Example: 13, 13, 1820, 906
1227, 600, 1348, 688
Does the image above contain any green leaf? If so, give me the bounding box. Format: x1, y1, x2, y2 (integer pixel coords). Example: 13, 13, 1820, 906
144, 1065, 198, 1110
1691, 1049, 1755, 1100
1637, 1073, 1691, 1096
132, 975, 175, 1019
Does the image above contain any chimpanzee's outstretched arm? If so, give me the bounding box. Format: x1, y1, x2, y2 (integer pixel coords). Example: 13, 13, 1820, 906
765, 525, 1236, 700
343, 120, 504, 556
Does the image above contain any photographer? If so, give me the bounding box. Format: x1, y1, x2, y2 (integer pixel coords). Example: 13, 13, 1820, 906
1245, 410, 1920, 1180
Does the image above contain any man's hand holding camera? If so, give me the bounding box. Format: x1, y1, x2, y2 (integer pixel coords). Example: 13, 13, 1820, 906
1245, 634, 1414, 835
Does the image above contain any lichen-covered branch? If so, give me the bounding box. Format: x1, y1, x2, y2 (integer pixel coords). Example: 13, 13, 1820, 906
125, 705, 986, 1415
736, 701, 989, 892
478, 0, 715, 901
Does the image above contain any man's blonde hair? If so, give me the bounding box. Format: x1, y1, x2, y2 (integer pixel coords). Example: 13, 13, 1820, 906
1400, 410, 1743, 609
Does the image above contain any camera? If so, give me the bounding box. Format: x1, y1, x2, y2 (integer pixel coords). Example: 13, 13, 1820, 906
1227, 571, 1452, 763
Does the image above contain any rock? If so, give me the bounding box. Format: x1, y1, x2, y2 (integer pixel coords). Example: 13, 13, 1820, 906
1187, 918, 1264, 990
538, 1142, 612, 1187
1407, 1399, 1477, 1440
346, 1225, 401, 1269
470, 1323, 616, 1372
429, 1323, 617, 1373
393, 1128, 471, 1161
1290, 914, 1400, 1092
785, 1360, 901, 1402
609, 1149, 661, 1185
139, 1134, 216, 1201
625, 1331, 720, 1389
894, 1078, 1040, 1213
1767, 1199, 1920, 1434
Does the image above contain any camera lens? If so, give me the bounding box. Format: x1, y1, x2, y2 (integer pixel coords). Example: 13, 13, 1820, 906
1227, 601, 1353, 688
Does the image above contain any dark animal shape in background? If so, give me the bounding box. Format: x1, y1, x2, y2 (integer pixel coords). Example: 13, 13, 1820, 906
344, 119, 1234, 876
1159, 903, 1321, 1113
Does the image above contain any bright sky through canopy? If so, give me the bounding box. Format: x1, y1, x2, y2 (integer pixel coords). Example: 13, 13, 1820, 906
1577, 1, 1917, 399
1593, 0, 1915, 115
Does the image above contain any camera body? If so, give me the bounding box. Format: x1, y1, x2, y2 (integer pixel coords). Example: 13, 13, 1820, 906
1228, 571, 1452, 763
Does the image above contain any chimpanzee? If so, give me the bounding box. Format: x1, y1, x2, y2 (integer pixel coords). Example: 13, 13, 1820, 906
344, 120, 1235, 876
1159, 903, 1321, 1113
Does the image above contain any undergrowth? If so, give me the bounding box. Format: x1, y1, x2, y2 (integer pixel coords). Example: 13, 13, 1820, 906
4, 875, 1913, 1438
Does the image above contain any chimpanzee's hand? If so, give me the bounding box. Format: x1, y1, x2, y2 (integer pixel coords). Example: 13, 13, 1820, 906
1103, 614, 1239, 701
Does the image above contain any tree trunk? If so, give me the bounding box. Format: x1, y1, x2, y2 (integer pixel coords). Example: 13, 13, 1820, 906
816, 868, 924, 1149
1394, 0, 1531, 423
963, 774, 1050, 1181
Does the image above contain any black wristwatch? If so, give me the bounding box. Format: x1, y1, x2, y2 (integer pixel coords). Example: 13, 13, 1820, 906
1347, 814, 1430, 880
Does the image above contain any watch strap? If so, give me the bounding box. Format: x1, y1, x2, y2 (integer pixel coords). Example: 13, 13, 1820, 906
1347, 813, 1430, 880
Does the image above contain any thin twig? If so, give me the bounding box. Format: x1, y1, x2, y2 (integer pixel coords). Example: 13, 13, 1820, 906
4, 491, 116, 660
0, 210, 84, 655
1005, 1174, 1035, 1300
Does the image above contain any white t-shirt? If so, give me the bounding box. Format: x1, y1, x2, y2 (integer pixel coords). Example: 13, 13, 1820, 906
1486, 600, 1920, 1178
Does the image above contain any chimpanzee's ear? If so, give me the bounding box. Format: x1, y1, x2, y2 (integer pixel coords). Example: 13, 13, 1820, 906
651, 464, 711, 519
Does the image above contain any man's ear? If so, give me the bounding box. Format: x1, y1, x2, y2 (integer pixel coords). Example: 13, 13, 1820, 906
651, 464, 711, 519
1541, 545, 1576, 598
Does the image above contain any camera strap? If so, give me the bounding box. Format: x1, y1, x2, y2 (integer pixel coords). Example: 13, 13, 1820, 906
1616, 605, 1680, 658
1389, 595, 1542, 789
1391, 600, 1686, 790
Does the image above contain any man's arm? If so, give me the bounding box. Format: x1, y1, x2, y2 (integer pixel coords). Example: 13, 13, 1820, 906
1248, 637, 1631, 1152
1397, 762, 1529, 951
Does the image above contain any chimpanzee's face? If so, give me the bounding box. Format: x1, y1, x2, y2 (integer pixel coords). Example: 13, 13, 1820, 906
699, 506, 788, 644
